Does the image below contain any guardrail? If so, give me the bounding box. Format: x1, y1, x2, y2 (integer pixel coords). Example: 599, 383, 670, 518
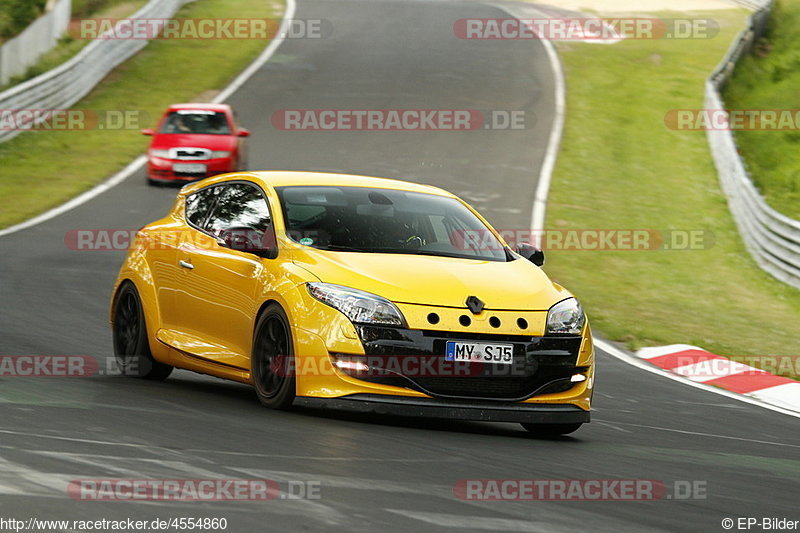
727, 0, 771, 9
0, 0, 191, 144
0, 0, 72, 85
705, 0, 800, 290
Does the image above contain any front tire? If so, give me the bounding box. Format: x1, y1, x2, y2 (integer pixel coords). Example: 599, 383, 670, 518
521, 422, 583, 436
252, 304, 296, 409
112, 282, 173, 380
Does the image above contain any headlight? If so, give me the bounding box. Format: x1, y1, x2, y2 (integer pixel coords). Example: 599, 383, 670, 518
210, 150, 231, 158
546, 297, 585, 335
149, 149, 170, 158
307, 283, 406, 327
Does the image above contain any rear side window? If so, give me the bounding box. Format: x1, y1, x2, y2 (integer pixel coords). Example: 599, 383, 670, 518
203, 182, 276, 254
185, 186, 220, 228
206, 183, 272, 235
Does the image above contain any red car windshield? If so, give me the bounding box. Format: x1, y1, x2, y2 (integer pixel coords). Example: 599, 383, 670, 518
159, 111, 231, 135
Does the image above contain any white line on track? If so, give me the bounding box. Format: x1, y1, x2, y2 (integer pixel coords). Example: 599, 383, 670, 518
0, 0, 297, 239
0, 428, 451, 462
385, 510, 557, 532
598, 420, 800, 449
530, 34, 565, 245
0, 428, 167, 448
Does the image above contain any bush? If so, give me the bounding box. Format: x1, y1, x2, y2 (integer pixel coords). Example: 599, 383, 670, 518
723, 0, 800, 219
0, 0, 47, 39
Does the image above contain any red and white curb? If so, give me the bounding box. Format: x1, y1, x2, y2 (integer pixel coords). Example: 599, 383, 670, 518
636, 344, 800, 413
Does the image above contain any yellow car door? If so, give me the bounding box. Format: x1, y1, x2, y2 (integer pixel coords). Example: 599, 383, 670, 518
149, 185, 221, 334
171, 181, 276, 370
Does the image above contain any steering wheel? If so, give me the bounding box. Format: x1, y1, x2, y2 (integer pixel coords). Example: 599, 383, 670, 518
401, 235, 426, 250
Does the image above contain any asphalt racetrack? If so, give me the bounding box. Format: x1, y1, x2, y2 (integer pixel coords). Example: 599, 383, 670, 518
0, 0, 797, 531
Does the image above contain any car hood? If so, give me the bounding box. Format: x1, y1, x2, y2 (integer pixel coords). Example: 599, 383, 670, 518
150, 133, 237, 152
291, 248, 571, 310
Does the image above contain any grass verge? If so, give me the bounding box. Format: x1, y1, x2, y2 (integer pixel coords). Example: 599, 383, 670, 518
723, 0, 800, 220
0, 0, 283, 228
546, 9, 800, 378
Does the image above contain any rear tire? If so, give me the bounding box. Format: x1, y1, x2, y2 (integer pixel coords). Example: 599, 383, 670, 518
252, 304, 296, 409
521, 422, 583, 436
112, 282, 173, 380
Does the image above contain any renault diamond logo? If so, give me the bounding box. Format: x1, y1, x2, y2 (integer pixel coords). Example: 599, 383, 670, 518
465, 296, 485, 315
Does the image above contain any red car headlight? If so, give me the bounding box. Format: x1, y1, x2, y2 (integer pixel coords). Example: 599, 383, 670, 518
149, 149, 171, 158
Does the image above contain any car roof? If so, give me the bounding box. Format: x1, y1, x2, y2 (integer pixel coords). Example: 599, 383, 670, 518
180, 171, 455, 198
167, 103, 231, 113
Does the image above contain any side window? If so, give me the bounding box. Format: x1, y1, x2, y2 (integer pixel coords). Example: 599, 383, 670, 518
205, 183, 275, 254
185, 186, 219, 228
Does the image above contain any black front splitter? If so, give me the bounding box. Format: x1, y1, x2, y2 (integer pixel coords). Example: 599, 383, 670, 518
294, 394, 590, 424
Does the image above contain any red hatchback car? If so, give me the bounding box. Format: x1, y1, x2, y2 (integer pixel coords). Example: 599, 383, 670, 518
142, 103, 250, 185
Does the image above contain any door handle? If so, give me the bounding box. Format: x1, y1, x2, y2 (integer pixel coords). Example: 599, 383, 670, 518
179, 260, 194, 270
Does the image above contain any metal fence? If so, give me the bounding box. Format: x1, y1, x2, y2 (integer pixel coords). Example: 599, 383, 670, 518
0, 0, 191, 144
705, 0, 800, 290
0, 0, 72, 85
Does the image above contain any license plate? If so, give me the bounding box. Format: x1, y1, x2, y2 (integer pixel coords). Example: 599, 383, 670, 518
173, 163, 207, 173
445, 341, 514, 364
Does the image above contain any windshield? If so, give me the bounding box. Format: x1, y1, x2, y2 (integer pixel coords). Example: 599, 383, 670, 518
276, 185, 509, 261
159, 110, 231, 135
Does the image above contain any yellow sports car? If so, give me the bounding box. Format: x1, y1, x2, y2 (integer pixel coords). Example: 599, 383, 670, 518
111, 171, 594, 435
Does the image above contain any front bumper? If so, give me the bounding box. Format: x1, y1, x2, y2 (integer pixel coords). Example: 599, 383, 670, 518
343, 325, 587, 402
295, 394, 590, 424
147, 158, 233, 181
291, 292, 594, 412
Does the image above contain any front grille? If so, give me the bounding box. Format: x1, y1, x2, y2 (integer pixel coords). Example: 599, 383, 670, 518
420, 377, 528, 397
173, 147, 211, 160
349, 326, 584, 401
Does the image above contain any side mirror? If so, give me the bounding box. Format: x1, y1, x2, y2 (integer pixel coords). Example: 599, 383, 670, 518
516, 242, 545, 266
237, 128, 251, 137
140, 128, 154, 136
